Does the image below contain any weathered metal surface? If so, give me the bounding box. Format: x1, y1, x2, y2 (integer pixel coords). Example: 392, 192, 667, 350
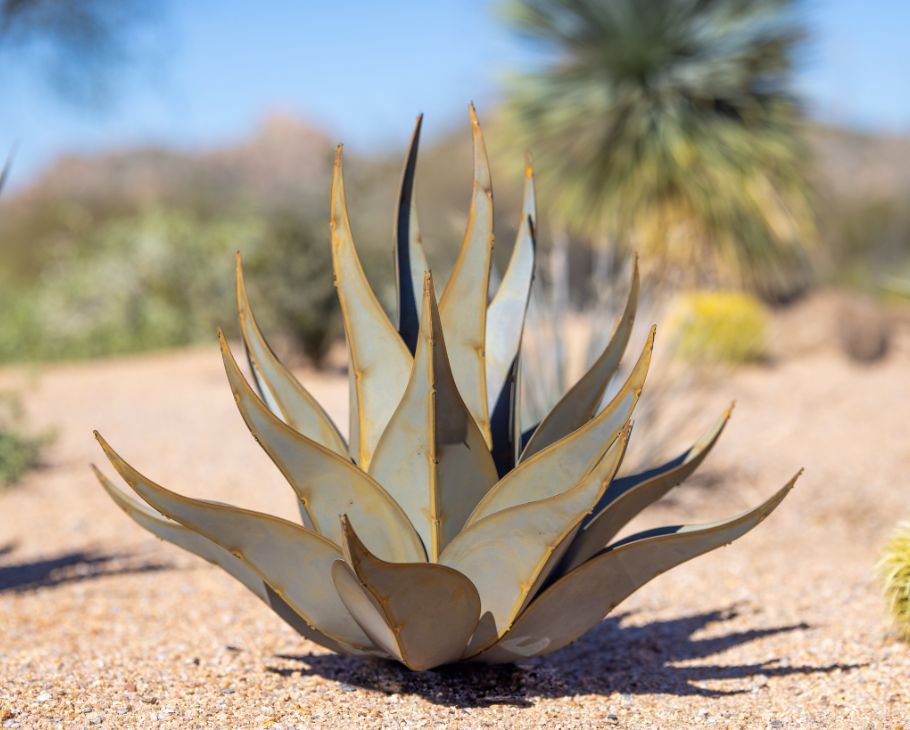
235, 253, 348, 455
438, 104, 494, 446
93, 466, 373, 656
560, 407, 733, 573
441, 426, 628, 657
219, 330, 426, 563
485, 164, 536, 417
475, 474, 799, 663
334, 517, 481, 670
95, 433, 378, 653
394, 114, 431, 354
369, 273, 498, 560
331, 146, 413, 469
466, 326, 654, 526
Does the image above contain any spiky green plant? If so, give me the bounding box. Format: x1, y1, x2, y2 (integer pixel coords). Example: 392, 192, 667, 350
498, 0, 815, 299
93, 110, 799, 670
878, 522, 910, 640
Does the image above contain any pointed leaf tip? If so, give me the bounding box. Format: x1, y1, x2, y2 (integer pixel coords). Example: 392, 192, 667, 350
234, 254, 346, 453
219, 329, 425, 562
438, 108, 494, 443
562, 406, 734, 573
394, 112, 430, 354
332, 146, 413, 467
476, 472, 797, 663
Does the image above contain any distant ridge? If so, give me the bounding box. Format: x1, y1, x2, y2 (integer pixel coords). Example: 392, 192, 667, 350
807, 125, 910, 200
6, 112, 335, 212
6, 115, 910, 215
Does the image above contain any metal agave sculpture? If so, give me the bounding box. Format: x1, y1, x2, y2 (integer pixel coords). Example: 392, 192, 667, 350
93, 108, 799, 670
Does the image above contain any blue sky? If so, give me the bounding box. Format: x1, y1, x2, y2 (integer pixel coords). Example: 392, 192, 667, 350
1, 0, 908, 188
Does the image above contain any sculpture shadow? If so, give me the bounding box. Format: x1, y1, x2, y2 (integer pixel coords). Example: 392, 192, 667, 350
0, 547, 169, 593
267, 607, 859, 707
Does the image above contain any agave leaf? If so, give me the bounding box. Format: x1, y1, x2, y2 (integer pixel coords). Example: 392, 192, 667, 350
521, 259, 639, 461
93, 466, 377, 656
511, 355, 525, 466
466, 327, 654, 526
332, 517, 481, 670
370, 272, 499, 560
488, 357, 520, 477
486, 165, 536, 476
219, 330, 426, 563
95, 433, 379, 652
560, 407, 733, 573
394, 114, 431, 354
475, 473, 799, 663
485, 163, 537, 417
235, 253, 347, 456
440, 426, 629, 656
331, 146, 413, 469
438, 104, 494, 445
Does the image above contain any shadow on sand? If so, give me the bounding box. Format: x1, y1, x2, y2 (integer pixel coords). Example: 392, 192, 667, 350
266, 607, 859, 707
0, 543, 169, 593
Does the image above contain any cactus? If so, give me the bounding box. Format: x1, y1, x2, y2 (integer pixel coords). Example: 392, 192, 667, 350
878, 521, 910, 639
666, 291, 768, 365
93, 109, 799, 670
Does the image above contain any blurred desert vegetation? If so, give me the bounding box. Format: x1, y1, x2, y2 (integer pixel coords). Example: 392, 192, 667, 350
0, 0, 908, 375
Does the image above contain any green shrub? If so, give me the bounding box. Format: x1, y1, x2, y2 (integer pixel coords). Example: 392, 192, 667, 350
878, 521, 910, 640
665, 290, 768, 365
0, 392, 50, 487
244, 212, 342, 367
0, 207, 345, 367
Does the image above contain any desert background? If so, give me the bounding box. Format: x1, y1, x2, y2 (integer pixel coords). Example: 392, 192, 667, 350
2, 1, 910, 727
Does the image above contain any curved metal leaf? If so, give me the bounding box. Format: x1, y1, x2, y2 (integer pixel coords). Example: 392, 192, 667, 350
235, 253, 347, 456
485, 163, 536, 415
333, 517, 481, 670
219, 330, 426, 564
466, 326, 654, 526
440, 426, 629, 656
370, 272, 499, 560
475, 473, 799, 663
438, 104, 494, 445
561, 407, 733, 573
521, 259, 639, 461
95, 433, 377, 652
93, 466, 373, 656
331, 145, 413, 469
394, 114, 431, 354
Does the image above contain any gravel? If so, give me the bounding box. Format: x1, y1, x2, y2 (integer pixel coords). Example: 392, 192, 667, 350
2, 316, 910, 728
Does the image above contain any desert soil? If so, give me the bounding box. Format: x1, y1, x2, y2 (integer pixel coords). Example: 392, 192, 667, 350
2, 301, 910, 728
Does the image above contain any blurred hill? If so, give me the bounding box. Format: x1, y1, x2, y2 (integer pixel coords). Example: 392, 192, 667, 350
808, 125, 910, 201
0, 111, 528, 280
3, 116, 909, 260
12, 113, 334, 211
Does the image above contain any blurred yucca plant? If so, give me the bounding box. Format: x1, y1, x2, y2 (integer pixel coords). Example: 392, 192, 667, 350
499, 0, 815, 299
94, 110, 798, 670
878, 522, 910, 640
666, 290, 768, 364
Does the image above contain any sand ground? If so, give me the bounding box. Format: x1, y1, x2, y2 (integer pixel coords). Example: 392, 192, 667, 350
2, 303, 910, 728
